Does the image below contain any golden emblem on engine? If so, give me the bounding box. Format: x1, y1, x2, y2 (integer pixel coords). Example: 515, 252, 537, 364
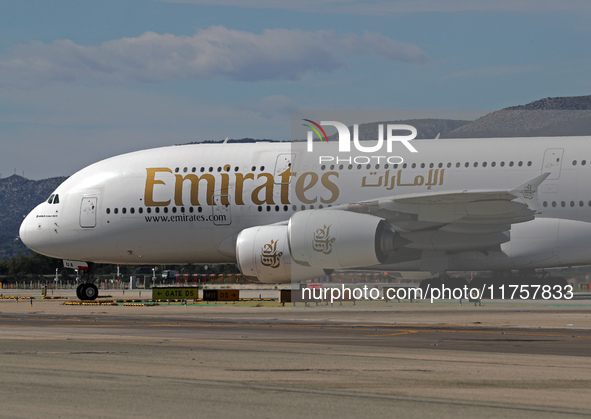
313, 225, 335, 254
261, 239, 283, 268
522, 184, 534, 200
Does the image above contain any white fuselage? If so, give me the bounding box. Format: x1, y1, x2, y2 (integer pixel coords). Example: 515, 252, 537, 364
19, 137, 591, 272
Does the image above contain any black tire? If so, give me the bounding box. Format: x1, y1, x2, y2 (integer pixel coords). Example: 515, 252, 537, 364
419, 278, 443, 300
469, 278, 495, 299
445, 277, 469, 292
82, 283, 99, 301
76, 283, 85, 300
77, 283, 98, 301
548, 277, 568, 300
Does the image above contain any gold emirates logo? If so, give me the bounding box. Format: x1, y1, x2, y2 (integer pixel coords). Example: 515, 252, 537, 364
260, 240, 283, 268
312, 225, 335, 254
522, 184, 534, 200
144, 167, 339, 207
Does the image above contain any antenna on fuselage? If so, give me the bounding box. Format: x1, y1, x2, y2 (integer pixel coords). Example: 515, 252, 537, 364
223, 137, 229, 144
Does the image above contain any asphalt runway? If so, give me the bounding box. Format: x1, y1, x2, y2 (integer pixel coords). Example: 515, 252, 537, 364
1, 291, 591, 418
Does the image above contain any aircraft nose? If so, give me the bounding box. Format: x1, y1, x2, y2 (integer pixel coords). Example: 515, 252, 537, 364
19, 206, 48, 254
19, 210, 34, 250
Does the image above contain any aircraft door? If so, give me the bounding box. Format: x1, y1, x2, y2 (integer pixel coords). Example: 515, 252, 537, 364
542, 148, 564, 180
80, 196, 97, 228
212, 195, 231, 226
274, 153, 294, 184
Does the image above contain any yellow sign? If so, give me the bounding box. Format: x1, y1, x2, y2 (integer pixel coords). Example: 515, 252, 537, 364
203, 289, 239, 301
152, 287, 199, 300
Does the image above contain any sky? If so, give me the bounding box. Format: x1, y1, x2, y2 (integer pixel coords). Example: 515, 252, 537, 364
1, 0, 590, 179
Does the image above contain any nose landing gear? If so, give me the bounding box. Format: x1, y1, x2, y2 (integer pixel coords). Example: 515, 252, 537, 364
76, 283, 99, 301
72, 261, 98, 301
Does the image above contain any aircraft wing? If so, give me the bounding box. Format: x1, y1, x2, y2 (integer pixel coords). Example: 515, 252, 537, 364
331, 172, 550, 255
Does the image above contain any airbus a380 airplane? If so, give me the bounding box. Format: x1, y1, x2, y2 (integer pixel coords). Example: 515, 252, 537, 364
19, 134, 591, 300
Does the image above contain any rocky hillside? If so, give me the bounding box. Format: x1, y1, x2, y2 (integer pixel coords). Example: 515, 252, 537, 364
327, 118, 470, 140
442, 95, 591, 138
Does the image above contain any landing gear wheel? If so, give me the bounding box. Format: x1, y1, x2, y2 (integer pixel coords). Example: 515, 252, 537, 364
420, 278, 443, 300
84, 283, 98, 300
76, 283, 98, 301
76, 284, 83, 300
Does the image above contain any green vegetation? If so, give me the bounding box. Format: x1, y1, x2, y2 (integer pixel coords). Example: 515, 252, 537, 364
0, 251, 62, 280
0, 250, 240, 282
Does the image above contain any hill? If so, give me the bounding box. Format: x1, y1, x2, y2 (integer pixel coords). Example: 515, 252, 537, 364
327, 118, 470, 141
443, 95, 591, 138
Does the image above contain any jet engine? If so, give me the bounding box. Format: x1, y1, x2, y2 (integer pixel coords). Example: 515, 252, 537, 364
288, 210, 396, 269
236, 225, 327, 283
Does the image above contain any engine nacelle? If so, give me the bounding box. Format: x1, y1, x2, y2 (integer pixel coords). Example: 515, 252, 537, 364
236, 225, 327, 283
289, 210, 393, 269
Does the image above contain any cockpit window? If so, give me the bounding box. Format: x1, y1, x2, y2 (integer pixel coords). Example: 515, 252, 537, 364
47, 194, 60, 204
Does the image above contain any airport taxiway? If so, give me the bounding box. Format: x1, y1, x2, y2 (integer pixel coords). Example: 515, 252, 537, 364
1, 290, 591, 418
